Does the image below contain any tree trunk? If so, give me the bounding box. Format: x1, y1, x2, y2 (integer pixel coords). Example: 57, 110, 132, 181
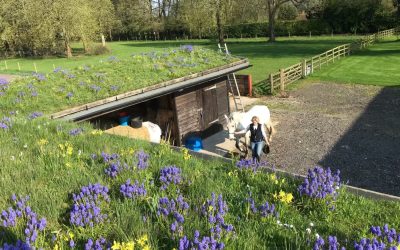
216, 0, 224, 44
63, 28, 72, 58
82, 39, 89, 54
65, 41, 72, 58
268, 8, 276, 43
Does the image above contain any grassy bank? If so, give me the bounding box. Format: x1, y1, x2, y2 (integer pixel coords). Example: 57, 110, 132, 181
1, 117, 400, 249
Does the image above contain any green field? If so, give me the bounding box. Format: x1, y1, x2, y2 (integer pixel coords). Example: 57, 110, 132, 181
309, 39, 400, 86
0, 35, 360, 84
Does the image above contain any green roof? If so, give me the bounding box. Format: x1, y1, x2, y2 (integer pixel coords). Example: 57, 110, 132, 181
0, 46, 241, 118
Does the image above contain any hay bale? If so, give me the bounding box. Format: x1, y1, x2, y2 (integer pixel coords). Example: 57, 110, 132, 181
104, 125, 150, 141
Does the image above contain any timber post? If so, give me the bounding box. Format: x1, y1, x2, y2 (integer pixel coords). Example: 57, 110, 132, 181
280, 69, 285, 92
269, 74, 274, 94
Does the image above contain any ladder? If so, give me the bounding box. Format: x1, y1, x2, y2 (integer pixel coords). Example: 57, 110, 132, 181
218, 43, 245, 112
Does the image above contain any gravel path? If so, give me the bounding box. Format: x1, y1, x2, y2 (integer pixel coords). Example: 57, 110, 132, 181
260, 82, 400, 196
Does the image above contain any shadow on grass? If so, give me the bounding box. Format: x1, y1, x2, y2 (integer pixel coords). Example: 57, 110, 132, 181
319, 86, 400, 196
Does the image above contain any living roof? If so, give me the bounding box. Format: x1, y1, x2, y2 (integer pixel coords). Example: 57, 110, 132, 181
0, 46, 244, 119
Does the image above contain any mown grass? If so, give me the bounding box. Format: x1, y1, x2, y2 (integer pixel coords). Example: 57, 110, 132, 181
1, 116, 400, 249
0, 35, 360, 85
309, 39, 400, 86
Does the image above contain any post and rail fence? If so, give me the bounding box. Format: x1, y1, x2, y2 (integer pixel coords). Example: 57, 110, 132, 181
268, 27, 400, 94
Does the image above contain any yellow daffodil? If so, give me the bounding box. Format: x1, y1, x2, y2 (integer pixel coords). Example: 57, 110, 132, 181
111, 241, 122, 250
182, 148, 191, 160
91, 129, 103, 135
112, 241, 134, 250
274, 190, 294, 204
38, 139, 48, 146
137, 234, 149, 247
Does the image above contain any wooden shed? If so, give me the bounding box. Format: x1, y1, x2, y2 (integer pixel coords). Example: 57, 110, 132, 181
51, 59, 249, 145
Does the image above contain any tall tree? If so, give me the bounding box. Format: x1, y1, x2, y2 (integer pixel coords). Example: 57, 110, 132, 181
266, 0, 306, 42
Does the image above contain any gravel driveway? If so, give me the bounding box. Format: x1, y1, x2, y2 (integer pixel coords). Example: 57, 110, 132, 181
260, 82, 400, 196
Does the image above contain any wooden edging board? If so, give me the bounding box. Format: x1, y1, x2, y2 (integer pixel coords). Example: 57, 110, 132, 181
168, 145, 400, 202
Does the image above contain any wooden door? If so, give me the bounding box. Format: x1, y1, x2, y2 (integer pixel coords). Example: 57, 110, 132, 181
202, 84, 219, 128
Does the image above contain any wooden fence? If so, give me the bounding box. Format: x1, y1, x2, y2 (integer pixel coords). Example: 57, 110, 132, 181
359, 28, 397, 49
268, 27, 399, 93
269, 44, 351, 92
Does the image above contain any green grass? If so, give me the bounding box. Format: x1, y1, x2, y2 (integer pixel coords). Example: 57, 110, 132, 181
0, 35, 360, 85
0, 46, 237, 115
309, 39, 400, 86
1, 117, 400, 249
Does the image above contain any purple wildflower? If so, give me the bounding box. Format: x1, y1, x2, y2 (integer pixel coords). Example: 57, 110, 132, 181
104, 161, 121, 178
236, 158, 269, 172
84, 237, 109, 250
110, 85, 119, 91
28, 112, 43, 120
70, 183, 110, 227
120, 179, 147, 199
53, 67, 62, 73
136, 150, 149, 170
159, 166, 182, 190
181, 45, 194, 53
157, 195, 189, 234
0, 78, 9, 91
69, 127, 84, 136
201, 193, 234, 239
298, 166, 341, 200
90, 85, 101, 93
33, 73, 46, 81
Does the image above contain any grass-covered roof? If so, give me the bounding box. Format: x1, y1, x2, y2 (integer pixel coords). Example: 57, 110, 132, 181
0, 46, 240, 118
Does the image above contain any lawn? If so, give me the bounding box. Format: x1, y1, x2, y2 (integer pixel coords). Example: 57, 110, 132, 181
309, 39, 400, 86
0, 35, 360, 85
